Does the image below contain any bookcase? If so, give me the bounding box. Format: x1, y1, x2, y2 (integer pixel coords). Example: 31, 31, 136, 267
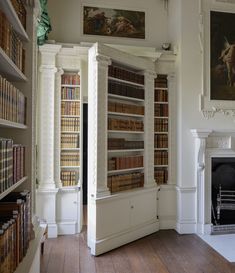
87, 43, 158, 255
0, 1, 44, 273
154, 75, 169, 184
60, 72, 81, 188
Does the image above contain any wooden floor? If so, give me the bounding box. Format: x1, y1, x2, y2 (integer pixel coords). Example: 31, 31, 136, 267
40, 229, 235, 273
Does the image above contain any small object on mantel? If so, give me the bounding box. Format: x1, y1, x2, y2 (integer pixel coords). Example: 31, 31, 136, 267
162, 43, 171, 51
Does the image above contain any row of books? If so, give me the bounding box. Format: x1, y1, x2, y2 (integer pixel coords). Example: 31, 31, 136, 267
108, 65, 144, 85
155, 75, 167, 88
61, 171, 78, 187
154, 151, 168, 165
0, 139, 25, 194
155, 89, 168, 102
61, 152, 80, 166
61, 101, 80, 116
155, 104, 168, 117
154, 119, 168, 132
154, 134, 168, 148
108, 101, 144, 115
108, 118, 144, 132
108, 138, 144, 150
108, 155, 143, 171
0, 191, 32, 273
61, 87, 80, 100
61, 74, 80, 85
0, 75, 26, 124
0, 11, 25, 73
10, 0, 27, 30
61, 117, 80, 132
108, 81, 144, 100
108, 172, 144, 193
61, 134, 79, 149
154, 168, 168, 184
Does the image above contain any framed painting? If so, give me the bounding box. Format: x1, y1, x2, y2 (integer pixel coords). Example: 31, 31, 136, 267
83, 6, 145, 39
210, 11, 235, 100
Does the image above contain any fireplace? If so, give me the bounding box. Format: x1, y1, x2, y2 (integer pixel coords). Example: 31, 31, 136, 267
212, 157, 235, 226
191, 129, 235, 235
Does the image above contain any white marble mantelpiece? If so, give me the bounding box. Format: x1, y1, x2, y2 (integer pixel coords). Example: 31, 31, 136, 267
191, 129, 235, 234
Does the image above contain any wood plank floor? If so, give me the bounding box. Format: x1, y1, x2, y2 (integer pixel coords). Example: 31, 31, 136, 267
40, 230, 235, 273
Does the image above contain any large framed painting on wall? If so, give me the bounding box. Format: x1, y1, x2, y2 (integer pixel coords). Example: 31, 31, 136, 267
211, 11, 235, 100
83, 6, 145, 39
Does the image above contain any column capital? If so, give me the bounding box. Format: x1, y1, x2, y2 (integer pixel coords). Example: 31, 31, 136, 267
95, 54, 112, 67
144, 70, 157, 79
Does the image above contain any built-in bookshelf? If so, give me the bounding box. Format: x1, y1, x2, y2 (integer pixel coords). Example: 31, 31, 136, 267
0, 1, 43, 272
154, 75, 168, 184
107, 64, 145, 193
60, 73, 81, 187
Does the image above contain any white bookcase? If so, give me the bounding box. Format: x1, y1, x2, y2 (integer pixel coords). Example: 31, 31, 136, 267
0, 1, 44, 273
87, 43, 159, 255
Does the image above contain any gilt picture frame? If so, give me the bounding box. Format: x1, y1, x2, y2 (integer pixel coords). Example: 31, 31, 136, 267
83, 6, 145, 39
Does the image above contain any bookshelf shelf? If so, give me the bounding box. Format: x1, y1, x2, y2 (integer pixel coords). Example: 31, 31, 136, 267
61, 166, 80, 169
61, 115, 80, 117
61, 84, 80, 88
154, 116, 168, 119
108, 130, 144, 134
108, 111, 144, 118
108, 149, 144, 153
0, 118, 27, 129
154, 165, 168, 168
155, 132, 168, 134
154, 87, 168, 90
155, 148, 168, 151
0, 176, 28, 201
108, 167, 144, 175
61, 99, 80, 102
0, 47, 27, 81
61, 148, 80, 151
61, 131, 80, 134
108, 76, 144, 88
0, 0, 29, 41
108, 94, 144, 102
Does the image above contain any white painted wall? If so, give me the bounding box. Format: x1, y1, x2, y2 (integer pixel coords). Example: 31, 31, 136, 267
47, 0, 168, 48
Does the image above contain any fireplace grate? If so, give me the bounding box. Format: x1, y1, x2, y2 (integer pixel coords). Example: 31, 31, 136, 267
212, 224, 235, 234
216, 185, 235, 221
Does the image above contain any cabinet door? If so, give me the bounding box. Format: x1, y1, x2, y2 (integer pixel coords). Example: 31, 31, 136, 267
130, 191, 157, 227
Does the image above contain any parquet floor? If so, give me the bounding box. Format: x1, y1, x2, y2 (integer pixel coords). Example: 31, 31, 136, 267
40, 229, 235, 273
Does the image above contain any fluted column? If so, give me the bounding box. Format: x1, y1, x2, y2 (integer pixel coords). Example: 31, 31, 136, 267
37, 45, 61, 189
144, 70, 157, 188
88, 52, 111, 198
54, 68, 64, 188
36, 44, 61, 238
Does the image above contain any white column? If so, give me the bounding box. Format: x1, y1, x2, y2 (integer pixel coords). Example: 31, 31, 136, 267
88, 53, 111, 198
54, 68, 64, 188
191, 129, 212, 234
36, 45, 61, 238
144, 70, 156, 188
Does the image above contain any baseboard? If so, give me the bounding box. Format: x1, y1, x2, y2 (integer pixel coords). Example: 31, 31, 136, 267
57, 221, 77, 235
47, 223, 58, 238
90, 220, 159, 256
176, 221, 196, 234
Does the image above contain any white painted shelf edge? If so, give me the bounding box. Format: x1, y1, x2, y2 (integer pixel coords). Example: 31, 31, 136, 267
154, 102, 168, 104
154, 165, 168, 167
108, 130, 144, 134
108, 76, 144, 88
108, 149, 144, 153
61, 99, 80, 102
0, 0, 29, 41
61, 84, 80, 87
108, 167, 144, 175
154, 87, 168, 90
0, 176, 28, 201
108, 111, 144, 118
0, 119, 27, 129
